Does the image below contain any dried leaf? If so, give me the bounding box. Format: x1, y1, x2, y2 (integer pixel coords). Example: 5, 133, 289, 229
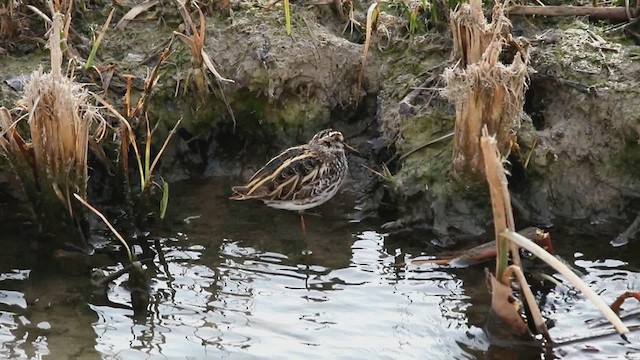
201, 50, 234, 83
487, 271, 528, 336
116, 0, 160, 29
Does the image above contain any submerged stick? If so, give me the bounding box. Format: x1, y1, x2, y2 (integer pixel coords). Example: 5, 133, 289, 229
501, 230, 630, 338
92, 261, 143, 287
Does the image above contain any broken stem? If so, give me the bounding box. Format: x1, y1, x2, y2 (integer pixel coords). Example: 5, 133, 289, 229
501, 229, 630, 338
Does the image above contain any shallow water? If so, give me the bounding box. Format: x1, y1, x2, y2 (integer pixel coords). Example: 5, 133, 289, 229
1, 178, 639, 359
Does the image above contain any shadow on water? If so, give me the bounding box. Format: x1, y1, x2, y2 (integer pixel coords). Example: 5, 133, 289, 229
1, 177, 640, 358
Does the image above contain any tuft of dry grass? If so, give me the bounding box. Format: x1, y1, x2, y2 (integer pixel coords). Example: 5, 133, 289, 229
19, 13, 105, 205
172, 0, 235, 128
0, 12, 105, 249
442, 0, 530, 179
173, 1, 234, 95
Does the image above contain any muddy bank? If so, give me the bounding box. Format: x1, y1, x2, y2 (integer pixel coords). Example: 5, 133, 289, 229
381, 19, 640, 245
1, 2, 640, 246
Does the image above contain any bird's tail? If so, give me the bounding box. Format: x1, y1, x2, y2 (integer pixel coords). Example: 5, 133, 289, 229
229, 186, 252, 200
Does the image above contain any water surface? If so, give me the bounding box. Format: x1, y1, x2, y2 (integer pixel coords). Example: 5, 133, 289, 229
0, 178, 639, 359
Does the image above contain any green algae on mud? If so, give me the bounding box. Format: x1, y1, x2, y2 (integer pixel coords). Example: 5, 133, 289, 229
144, 4, 381, 142
377, 16, 640, 243
1, 1, 640, 246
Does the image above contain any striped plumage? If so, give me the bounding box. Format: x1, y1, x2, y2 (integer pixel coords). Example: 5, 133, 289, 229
230, 129, 349, 212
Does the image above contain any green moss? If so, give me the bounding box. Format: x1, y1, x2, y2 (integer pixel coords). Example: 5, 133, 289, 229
609, 140, 640, 178
543, 23, 640, 88
150, 82, 328, 143
395, 104, 454, 193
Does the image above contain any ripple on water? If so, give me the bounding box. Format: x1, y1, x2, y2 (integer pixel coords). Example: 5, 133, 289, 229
2, 179, 640, 359
83, 225, 480, 359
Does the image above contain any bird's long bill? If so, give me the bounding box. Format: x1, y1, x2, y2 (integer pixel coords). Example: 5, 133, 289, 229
344, 142, 360, 154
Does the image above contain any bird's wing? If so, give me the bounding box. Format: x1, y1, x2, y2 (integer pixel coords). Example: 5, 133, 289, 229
245, 146, 306, 184
231, 146, 324, 201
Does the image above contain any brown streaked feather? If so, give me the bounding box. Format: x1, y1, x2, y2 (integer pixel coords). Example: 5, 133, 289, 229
230, 147, 324, 201
244, 153, 315, 195
267, 158, 321, 201
246, 146, 307, 184
230, 146, 305, 200
230, 128, 348, 211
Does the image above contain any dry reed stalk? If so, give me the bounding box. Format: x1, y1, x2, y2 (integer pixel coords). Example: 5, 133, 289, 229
0, 12, 104, 249
19, 13, 103, 207
502, 230, 630, 338
357, 1, 381, 97
480, 127, 550, 341
442, 0, 530, 179
480, 127, 510, 277
480, 129, 628, 339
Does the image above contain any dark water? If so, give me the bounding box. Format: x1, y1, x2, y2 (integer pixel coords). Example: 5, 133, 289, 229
1, 178, 639, 359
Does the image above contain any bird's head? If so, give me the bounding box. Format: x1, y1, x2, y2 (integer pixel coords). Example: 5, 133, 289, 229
310, 129, 358, 153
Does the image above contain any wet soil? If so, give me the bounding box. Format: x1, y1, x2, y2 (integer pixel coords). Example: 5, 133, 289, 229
1, 1, 640, 246
1, 2, 640, 357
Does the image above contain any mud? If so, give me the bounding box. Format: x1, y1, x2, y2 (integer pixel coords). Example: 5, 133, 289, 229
1, 2, 640, 246
381, 18, 640, 245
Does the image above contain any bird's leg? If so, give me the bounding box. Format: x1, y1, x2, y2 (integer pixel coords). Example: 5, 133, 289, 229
299, 210, 313, 256
299, 211, 307, 234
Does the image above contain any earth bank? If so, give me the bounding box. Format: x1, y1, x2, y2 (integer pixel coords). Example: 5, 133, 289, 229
1, 1, 639, 247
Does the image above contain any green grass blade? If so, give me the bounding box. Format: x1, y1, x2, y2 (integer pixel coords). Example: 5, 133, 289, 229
160, 180, 169, 220
85, 8, 115, 69
144, 118, 152, 189
284, 0, 291, 35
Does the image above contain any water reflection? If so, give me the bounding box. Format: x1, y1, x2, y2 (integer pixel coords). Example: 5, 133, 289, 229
79, 178, 476, 358
0, 264, 101, 359
1, 178, 639, 358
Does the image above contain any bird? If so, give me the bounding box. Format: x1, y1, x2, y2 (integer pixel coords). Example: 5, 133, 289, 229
230, 129, 356, 233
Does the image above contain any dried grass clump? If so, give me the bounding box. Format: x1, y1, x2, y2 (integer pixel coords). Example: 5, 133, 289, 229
0, 13, 104, 249
0, 1, 26, 51
442, 0, 530, 178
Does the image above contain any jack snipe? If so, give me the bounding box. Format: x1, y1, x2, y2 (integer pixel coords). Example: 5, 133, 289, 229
230, 129, 355, 231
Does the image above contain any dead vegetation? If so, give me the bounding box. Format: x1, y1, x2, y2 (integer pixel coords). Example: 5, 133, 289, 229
0, 0, 188, 312
440, 0, 634, 346
0, 0, 638, 349
0, 12, 104, 251
481, 126, 631, 344
442, 0, 529, 179
0, 1, 185, 307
